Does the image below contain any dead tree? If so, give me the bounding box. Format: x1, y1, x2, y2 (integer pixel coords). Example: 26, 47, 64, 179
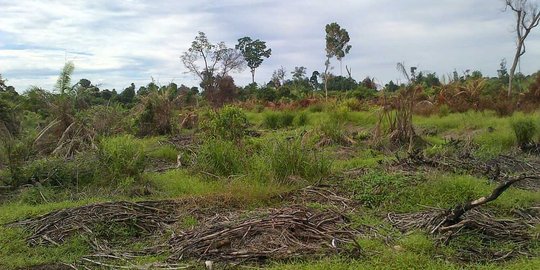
504, 0, 540, 96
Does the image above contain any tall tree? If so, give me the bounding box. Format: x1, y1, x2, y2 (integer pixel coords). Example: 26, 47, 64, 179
324, 22, 352, 100
504, 0, 540, 96
181, 32, 245, 96
236, 37, 272, 84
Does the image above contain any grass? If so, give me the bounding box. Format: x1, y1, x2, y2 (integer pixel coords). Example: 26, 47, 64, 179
2, 107, 540, 269
0, 227, 90, 269
146, 169, 290, 204
393, 174, 540, 213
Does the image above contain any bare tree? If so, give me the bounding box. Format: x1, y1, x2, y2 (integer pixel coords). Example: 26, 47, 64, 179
504, 0, 540, 96
180, 32, 245, 93
324, 23, 352, 101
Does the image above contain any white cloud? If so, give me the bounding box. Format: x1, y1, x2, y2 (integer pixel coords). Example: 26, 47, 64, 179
0, 0, 539, 91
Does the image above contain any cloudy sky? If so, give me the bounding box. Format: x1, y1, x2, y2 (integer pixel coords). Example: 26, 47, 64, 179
1, 0, 539, 92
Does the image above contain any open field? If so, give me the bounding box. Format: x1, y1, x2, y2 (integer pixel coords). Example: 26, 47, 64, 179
1, 100, 539, 269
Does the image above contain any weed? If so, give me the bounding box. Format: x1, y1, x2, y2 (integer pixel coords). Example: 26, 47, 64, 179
205, 105, 249, 142
293, 111, 309, 126
348, 171, 410, 208
98, 135, 146, 184
511, 118, 537, 147
262, 111, 295, 129
261, 138, 331, 183
196, 139, 245, 177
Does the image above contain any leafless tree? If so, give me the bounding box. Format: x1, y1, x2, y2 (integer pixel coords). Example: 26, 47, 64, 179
504, 0, 540, 96
180, 32, 245, 93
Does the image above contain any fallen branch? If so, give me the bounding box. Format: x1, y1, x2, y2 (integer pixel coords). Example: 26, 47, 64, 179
441, 175, 539, 227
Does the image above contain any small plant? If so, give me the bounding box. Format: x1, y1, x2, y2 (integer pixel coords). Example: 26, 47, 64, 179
438, 104, 450, 117
98, 135, 146, 184
262, 111, 295, 129
318, 120, 347, 145
349, 171, 408, 208
206, 105, 248, 142
293, 111, 309, 126
511, 118, 537, 147
262, 139, 331, 183
196, 139, 245, 177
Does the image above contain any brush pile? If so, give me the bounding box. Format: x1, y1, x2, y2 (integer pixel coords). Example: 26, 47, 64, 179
388, 207, 539, 261
392, 150, 540, 190
168, 206, 360, 262
7, 200, 178, 246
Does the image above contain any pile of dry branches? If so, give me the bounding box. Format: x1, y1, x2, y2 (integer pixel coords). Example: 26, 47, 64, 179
168, 206, 360, 262
7, 200, 178, 246
392, 150, 540, 189
388, 208, 539, 261
387, 171, 540, 261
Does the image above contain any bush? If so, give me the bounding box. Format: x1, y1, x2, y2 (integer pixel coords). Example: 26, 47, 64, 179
98, 135, 146, 184
308, 103, 325, 112
511, 118, 537, 147
262, 139, 331, 183
293, 111, 309, 126
438, 104, 450, 117
342, 98, 366, 111
206, 105, 248, 142
134, 91, 173, 136
18, 155, 98, 188
262, 111, 295, 129
318, 120, 347, 144
196, 139, 245, 177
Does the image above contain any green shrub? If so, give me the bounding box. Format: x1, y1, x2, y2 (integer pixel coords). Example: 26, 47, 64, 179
147, 144, 178, 162
511, 118, 537, 146
262, 111, 295, 129
280, 111, 295, 127
262, 112, 280, 129
18, 155, 98, 188
98, 135, 146, 184
342, 98, 366, 111
262, 139, 331, 183
293, 111, 309, 126
308, 103, 325, 112
206, 105, 248, 142
0, 138, 30, 187
438, 104, 450, 117
318, 120, 346, 144
196, 139, 245, 177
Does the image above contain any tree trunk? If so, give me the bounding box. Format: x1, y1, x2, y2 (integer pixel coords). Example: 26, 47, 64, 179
324, 58, 330, 101
251, 69, 255, 84
508, 39, 523, 97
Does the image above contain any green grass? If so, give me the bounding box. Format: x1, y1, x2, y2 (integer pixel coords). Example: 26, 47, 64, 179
393, 174, 540, 212
0, 227, 90, 269
2, 108, 540, 269
146, 168, 290, 203
146, 144, 178, 161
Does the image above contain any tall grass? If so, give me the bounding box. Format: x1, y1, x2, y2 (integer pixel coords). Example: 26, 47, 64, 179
98, 135, 146, 184
262, 111, 295, 129
196, 139, 245, 177
511, 118, 537, 146
260, 139, 332, 183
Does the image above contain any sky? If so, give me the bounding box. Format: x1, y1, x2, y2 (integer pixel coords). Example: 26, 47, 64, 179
1, 0, 539, 92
